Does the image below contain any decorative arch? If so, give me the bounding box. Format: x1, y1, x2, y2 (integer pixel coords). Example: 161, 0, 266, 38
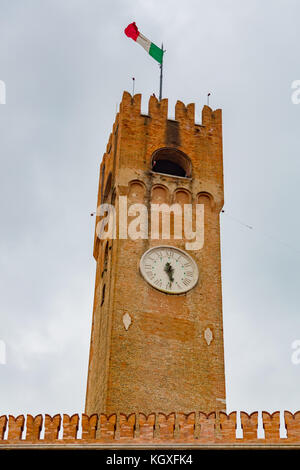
197, 191, 215, 210
151, 148, 192, 178
173, 188, 192, 205
151, 184, 169, 204
128, 180, 146, 202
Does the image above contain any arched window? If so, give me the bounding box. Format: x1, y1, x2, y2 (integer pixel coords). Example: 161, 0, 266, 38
151, 148, 192, 178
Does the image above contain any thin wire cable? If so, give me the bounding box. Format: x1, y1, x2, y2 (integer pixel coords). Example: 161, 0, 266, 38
222, 210, 300, 256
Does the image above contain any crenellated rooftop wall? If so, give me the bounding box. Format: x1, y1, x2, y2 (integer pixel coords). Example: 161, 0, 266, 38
1, 411, 300, 447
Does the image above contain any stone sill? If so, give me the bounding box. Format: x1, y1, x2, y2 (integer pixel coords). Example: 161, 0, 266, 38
150, 171, 192, 181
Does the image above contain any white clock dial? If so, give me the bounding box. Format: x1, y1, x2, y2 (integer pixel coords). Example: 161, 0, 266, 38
140, 246, 199, 294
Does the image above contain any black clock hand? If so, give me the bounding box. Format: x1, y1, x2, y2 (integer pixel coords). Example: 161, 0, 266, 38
164, 262, 174, 282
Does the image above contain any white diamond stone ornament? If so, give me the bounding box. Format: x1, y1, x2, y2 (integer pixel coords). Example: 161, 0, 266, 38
204, 327, 213, 345
123, 313, 132, 331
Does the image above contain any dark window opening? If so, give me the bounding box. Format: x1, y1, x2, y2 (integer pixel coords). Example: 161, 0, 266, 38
152, 159, 186, 177
151, 148, 191, 178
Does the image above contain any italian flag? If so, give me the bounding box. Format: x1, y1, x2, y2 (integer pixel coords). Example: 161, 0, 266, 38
124, 22, 163, 65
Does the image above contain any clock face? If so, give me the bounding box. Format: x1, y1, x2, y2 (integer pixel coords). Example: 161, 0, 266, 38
140, 246, 199, 294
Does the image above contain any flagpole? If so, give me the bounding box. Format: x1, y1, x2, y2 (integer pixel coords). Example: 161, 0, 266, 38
159, 43, 163, 101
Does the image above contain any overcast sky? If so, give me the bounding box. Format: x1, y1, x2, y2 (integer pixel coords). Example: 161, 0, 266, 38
0, 0, 300, 419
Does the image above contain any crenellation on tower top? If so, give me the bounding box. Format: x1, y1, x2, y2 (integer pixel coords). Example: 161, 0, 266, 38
148, 95, 168, 119
119, 91, 142, 116
119, 90, 132, 110
201, 105, 222, 128
175, 100, 195, 125
131, 93, 142, 113
117, 92, 221, 139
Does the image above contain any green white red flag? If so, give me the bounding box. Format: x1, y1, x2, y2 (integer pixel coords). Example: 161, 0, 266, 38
124, 22, 163, 64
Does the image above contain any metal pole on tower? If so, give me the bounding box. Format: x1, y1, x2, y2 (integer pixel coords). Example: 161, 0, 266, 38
159, 43, 163, 101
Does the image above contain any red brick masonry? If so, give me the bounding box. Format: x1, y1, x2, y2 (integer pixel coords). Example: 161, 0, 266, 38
1, 411, 300, 446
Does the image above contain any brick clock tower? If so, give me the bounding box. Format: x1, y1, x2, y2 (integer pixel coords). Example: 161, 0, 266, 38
85, 91, 226, 416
